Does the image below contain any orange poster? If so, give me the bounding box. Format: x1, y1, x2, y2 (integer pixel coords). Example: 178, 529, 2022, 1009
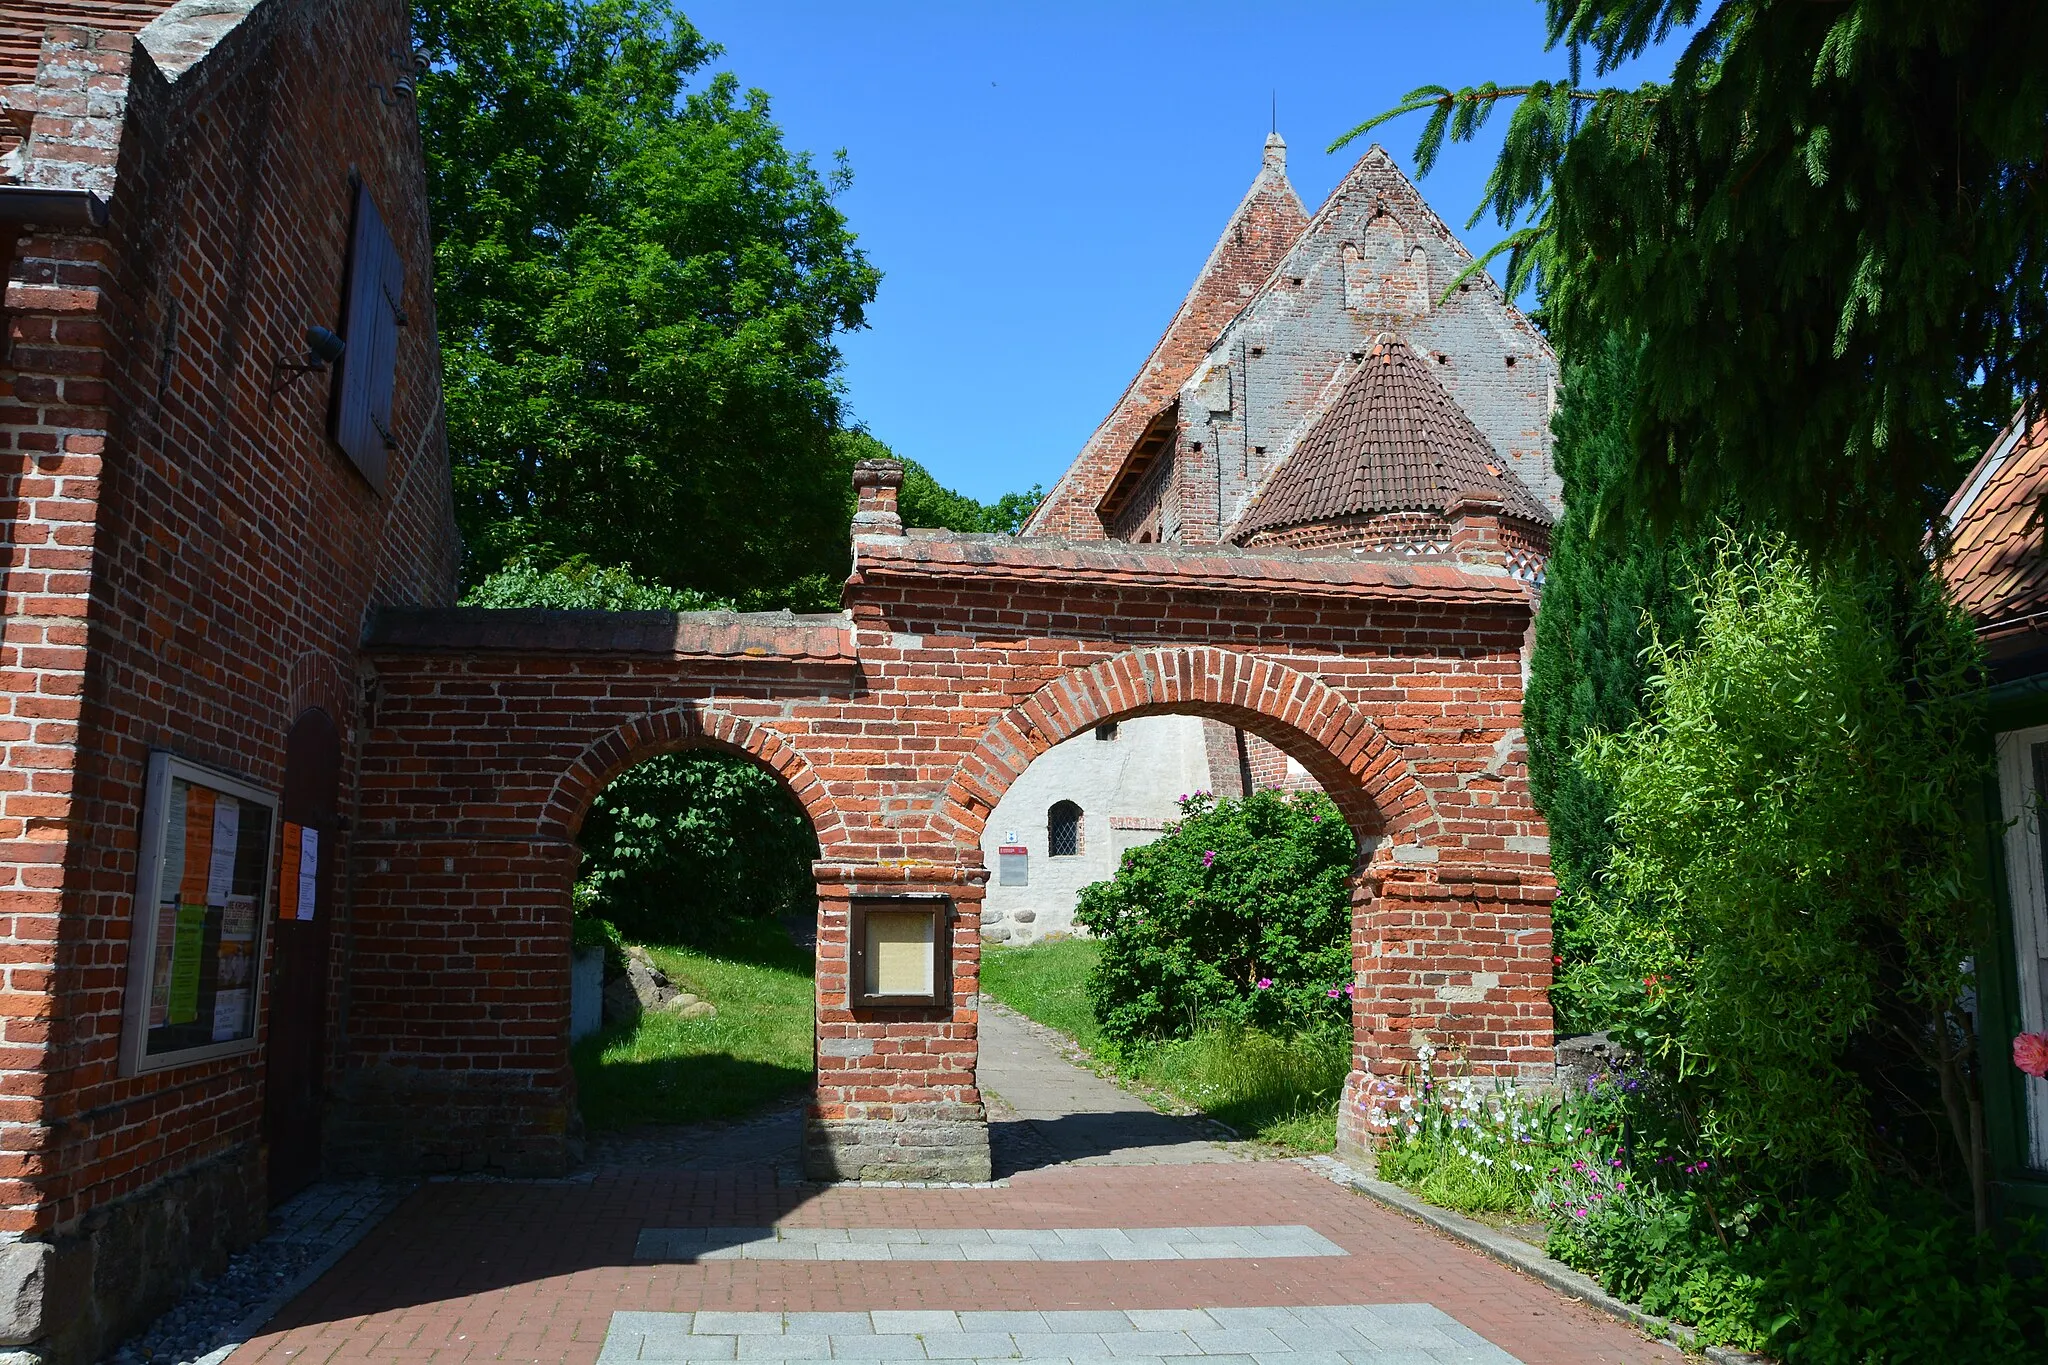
277, 822, 302, 920
178, 785, 215, 906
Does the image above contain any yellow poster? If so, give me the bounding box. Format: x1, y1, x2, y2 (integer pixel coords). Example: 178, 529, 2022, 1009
865, 911, 934, 997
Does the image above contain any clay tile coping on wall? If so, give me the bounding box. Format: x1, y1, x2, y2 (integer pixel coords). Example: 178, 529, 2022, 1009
362, 607, 855, 662
863, 530, 1529, 607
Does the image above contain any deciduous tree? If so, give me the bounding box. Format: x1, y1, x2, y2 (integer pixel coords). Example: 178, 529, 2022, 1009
416, 0, 880, 601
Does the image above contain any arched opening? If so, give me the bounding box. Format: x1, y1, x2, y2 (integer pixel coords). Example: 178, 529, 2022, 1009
565, 743, 822, 1137
973, 698, 1365, 1168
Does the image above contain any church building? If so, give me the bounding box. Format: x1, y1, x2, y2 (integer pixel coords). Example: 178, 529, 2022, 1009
980, 132, 1557, 942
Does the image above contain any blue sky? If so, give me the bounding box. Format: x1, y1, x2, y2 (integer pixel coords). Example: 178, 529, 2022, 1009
682, 2, 1605, 502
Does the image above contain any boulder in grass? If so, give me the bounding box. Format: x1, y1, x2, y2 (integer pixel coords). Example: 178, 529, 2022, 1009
602, 945, 683, 1025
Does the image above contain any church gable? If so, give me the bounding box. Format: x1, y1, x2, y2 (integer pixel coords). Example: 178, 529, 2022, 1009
1175, 146, 1560, 542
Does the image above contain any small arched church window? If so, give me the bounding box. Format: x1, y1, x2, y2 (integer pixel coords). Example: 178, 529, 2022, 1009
1095, 722, 1119, 742
1048, 801, 1082, 857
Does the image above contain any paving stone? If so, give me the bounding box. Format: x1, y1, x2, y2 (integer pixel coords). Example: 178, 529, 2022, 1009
872, 1310, 963, 1334
920, 1331, 1020, 1357
1123, 1311, 1214, 1332
830, 1334, 931, 1358
740, 1333, 833, 1358
1041, 1312, 1136, 1333
957, 1312, 1050, 1333
695, 1313, 788, 1335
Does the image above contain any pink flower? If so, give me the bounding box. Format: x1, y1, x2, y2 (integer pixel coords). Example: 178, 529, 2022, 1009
1256, 978, 1273, 990
1327, 988, 1341, 998
2015, 1032, 2048, 1079
1343, 984, 1355, 997
1311, 814, 1322, 823
1201, 850, 1217, 868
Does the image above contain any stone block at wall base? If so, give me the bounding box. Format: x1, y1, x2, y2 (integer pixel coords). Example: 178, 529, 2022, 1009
325, 1066, 581, 1177
804, 1113, 992, 1182
1335, 1069, 1379, 1169
33, 1144, 265, 1365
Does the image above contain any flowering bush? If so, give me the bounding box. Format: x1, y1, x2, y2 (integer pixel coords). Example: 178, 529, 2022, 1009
1371, 1045, 1548, 1212
1076, 789, 1354, 1045
1374, 1053, 2048, 1359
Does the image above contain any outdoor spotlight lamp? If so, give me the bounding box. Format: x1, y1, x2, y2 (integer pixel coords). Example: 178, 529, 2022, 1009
271, 326, 347, 394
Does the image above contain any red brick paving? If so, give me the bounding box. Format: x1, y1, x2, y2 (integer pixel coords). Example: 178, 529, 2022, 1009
235, 1160, 1675, 1364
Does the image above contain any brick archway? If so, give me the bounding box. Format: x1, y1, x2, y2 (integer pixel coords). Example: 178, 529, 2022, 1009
936, 646, 1437, 851
338, 471, 1556, 1183
539, 704, 853, 859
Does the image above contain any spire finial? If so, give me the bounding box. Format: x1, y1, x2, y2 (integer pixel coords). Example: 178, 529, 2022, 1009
1263, 120, 1286, 177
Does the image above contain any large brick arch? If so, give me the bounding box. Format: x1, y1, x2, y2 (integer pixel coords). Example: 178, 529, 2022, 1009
936, 647, 1438, 851
539, 704, 852, 859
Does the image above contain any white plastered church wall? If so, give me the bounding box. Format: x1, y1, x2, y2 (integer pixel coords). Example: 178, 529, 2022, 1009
979, 715, 1214, 943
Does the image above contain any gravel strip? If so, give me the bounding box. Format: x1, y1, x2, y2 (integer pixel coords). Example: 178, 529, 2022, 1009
101, 1179, 409, 1364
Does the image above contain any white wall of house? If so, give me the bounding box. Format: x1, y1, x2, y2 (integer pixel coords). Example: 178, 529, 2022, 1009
979, 714, 1213, 943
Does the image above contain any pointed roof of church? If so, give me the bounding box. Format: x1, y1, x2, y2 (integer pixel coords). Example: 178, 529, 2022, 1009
1233, 336, 1551, 541
1023, 134, 1310, 537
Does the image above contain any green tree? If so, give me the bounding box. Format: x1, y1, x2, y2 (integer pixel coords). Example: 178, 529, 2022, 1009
1345, 0, 2040, 557
416, 0, 880, 603
1524, 332, 1709, 1029
836, 430, 1043, 535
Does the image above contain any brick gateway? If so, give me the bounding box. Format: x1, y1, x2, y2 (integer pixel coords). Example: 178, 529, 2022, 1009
340, 462, 1555, 1181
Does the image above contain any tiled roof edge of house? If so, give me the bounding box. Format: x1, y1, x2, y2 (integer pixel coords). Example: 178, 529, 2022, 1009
858, 530, 1528, 603
362, 608, 855, 660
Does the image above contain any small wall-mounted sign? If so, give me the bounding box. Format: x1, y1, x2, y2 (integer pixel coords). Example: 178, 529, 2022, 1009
849, 898, 948, 1009
997, 845, 1029, 887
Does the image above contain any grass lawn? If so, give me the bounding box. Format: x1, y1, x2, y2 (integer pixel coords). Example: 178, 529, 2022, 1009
980, 939, 1345, 1152
572, 919, 814, 1130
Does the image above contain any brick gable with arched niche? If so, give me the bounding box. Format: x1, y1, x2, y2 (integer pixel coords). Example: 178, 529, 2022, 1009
338, 462, 1555, 1181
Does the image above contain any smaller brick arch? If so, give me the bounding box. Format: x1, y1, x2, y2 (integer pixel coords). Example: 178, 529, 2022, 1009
286, 649, 353, 728
937, 646, 1438, 851
539, 705, 851, 857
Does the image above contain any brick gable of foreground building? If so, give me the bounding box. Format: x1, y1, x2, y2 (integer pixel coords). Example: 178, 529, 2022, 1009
0, 1, 457, 1358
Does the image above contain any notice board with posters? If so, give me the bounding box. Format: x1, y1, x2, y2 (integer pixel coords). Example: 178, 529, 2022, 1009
121, 753, 279, 1074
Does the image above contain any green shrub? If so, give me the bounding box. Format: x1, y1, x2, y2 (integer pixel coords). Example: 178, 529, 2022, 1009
1075, 790, 1355, 1046
1755, 1200, 2048, 1362
1573, 537, 1990, 1185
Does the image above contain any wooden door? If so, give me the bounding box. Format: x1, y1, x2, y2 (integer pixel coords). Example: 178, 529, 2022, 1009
263, 708, 341, 1203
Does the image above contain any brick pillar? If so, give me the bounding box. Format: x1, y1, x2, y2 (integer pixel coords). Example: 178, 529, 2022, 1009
851, 458, 904, 536
807, 861, 991, 1182
1336, 856, 1556, 1162
1446, 492, 1507, 570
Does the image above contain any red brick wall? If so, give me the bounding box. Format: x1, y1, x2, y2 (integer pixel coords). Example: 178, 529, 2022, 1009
0, 0, 455, 1252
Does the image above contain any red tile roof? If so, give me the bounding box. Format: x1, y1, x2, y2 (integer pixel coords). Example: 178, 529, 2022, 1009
1233, 337, 1550, 541
1024, 137, 1310, 538
857, 529, 1529, 606
1940, 413, 2048, 653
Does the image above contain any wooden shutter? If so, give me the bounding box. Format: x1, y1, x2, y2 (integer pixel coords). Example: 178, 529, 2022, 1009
329, 181, 405, 494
